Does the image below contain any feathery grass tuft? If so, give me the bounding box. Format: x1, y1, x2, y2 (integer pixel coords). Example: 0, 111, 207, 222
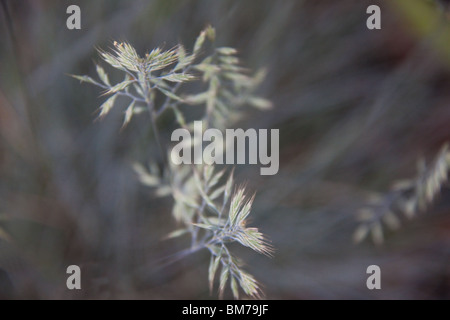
73, 27, 273, 299
354, 143, 450, 245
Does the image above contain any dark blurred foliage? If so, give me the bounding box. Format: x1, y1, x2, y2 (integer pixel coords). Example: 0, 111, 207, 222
0, 0, 450, 299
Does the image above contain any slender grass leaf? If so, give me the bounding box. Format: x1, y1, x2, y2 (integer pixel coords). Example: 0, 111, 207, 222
219, 265, 229, 298
164, 229, 189, 240
216, 47, 238, 55
122, 100, 136, 128
208, 255, 221, 293
98, 94, 118, 119
70, 74, 98, 85
157, 87, 184, 102
96, 64, 110, 86
231, 277, 239, 299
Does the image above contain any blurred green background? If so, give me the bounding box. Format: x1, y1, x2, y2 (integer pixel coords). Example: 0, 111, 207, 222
1, 0, 450, 299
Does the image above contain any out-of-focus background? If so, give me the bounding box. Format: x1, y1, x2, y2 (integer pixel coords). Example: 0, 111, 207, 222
1, 0, 450, 299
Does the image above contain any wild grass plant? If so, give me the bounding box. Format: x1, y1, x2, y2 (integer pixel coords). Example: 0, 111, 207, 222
72, 26, 273, 299
354, 144, 450, 245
